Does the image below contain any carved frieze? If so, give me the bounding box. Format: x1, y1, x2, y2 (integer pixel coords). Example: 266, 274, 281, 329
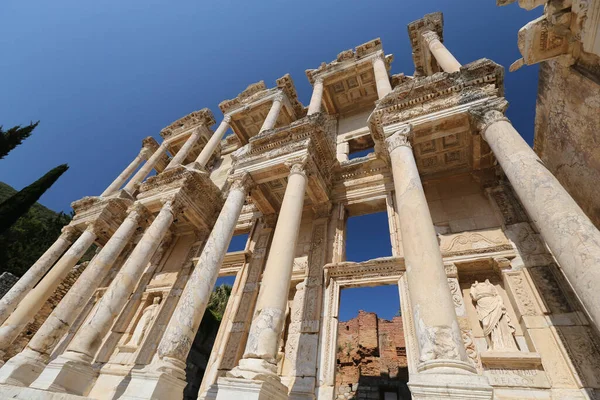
160, 108, 216, 141
70, 195, 133, 245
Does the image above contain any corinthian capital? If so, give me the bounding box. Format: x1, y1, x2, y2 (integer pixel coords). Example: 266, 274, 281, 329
469, 99, 510, 141
228, 171, 255, 194
223, 114, 232, 123
127, 202, 151, 224
285, 156, 309, 177
61, 225, 79, 242
273, 93, 285, 103
385, 125, 413, 153
421, 30, 440, 45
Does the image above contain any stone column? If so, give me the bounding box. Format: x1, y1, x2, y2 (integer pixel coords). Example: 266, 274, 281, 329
195, 115, 231, 167
101, 149, 147, 196
386, 126, 470, 370
422, 30, 461, 73
385, 126, 491, 398
123, 143, 167, 194
0, 205, 146, 387
259, 94, 284, 133
473, 102, 600, 329
372, 55, 392, 99
228, 160, 307, 381
307, 78, 324, 115
121, 174, 254, 400
0, 226, 77, 326
165, 129, 202, 170
0, 225, 97, 355
30, 200, 178, 396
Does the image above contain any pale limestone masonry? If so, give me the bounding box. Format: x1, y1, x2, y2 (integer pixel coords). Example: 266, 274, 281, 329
1, 10, 600, 400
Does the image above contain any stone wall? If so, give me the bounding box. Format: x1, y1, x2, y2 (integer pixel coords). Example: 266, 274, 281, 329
534, 57, 600, 229
335, 311, 410, 400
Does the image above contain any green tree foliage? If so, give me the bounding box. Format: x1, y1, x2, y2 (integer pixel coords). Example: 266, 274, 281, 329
0, 182, 72, 277
0, 121, 39, 160
207, 284, 232, 320
0, 164, 69, 236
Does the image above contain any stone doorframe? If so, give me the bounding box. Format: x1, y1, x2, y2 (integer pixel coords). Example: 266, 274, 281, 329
316, 256, 418, 400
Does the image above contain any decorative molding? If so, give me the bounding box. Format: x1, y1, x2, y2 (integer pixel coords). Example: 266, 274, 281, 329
468, 98, 510, 140
160, 108, 216, 140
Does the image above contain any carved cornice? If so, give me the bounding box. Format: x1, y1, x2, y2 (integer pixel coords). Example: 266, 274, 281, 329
306, 38, 391, 84
324, 256, 405, 282
276, 74, 306, 119
385, 125, 414, 153
160, 108, 216, 140
70, 196, 134, 245
369, 58, 504, 147
137, 165, 223, 232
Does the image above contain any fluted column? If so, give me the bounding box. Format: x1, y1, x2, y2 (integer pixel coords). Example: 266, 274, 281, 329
422, 30, 461, 73
472, 102, 600, 329
0, 225, 97, 355
123, 142, 167, 194
196, 115, 231, 167
230, 160, 307, 379
307, 78, 324, 115
30, 200, 177, 395
0, 206, 146, 386
372, 55, 392, 99
385, 126, 471, 373
101, 149, 147, 196
165, 129, 202, 170
259, 94, 284, 133
0, 226, 77, 326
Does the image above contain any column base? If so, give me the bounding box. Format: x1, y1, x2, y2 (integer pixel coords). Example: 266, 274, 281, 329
0, 349, 48, 387
408, 371, 493, 400
215, 377, 289, 400
0, 384, 93, 399
119, 357, 187, 400
227, 358, 279, 381
29, 352, 97, 396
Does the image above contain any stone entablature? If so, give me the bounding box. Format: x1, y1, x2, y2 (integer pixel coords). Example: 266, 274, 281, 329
306, 38, 394, 116
407, 12, 445, 76
369, 58, 503, 178
70, 195, 132, 245
219, 74, 305, 145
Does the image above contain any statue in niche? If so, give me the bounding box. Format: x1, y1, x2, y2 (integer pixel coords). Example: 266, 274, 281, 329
470, 280, 518, 351
126, 296, 162, 347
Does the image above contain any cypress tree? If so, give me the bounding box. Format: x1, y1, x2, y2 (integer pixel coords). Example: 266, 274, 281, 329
0, 164, 69, 235
0, 121, 39, 159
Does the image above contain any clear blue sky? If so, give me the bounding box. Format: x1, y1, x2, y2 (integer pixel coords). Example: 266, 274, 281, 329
1, 0, 541, 320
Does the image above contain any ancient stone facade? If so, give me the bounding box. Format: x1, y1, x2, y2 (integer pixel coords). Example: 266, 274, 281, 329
0, 10, 600, 400
499, 0, 600, 228
336, 311, 409, 400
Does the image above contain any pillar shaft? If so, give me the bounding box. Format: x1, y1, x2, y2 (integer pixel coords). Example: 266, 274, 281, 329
479, 108, 600, 328
166, 129, 201, 170
385, 127, 469, 372
259, 95, 283, 133
0, 227, 76, 326
124, 143, 166, 193
422, 30, 461, 73
307, 78, 324, 115
373, 56, 392, 99
0, 227, 97, 351
66, 201, 175, 361
156, 175, 251, 371
196, 116, 230, 167
240, 162, 307, 366
0, 209, 143, 386
101, 151, 145, 196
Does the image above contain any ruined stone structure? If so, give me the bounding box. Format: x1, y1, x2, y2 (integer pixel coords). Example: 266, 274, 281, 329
499, 0, 600, 228
336, 311, 409, 399
1, 10, 600, 400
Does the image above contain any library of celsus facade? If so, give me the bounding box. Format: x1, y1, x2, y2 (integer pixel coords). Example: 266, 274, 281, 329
2, 10, 600, 400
